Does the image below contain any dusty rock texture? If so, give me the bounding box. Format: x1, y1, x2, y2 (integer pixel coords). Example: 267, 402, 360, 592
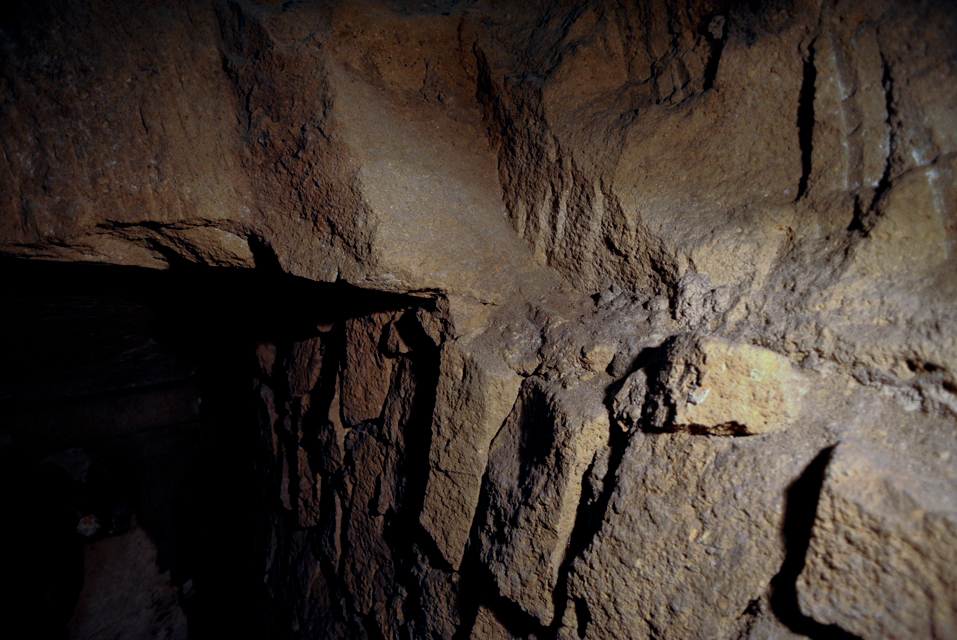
3, 0, 957, 638
646, 332, 807, 436
564, 428, 824, 640
478, 372, 610, 625
797, 442, 957, 639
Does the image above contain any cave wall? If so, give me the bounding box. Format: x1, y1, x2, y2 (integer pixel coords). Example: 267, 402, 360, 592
2, 1, 957, 639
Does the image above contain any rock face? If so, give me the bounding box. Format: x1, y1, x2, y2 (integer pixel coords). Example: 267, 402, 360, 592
797, 442, 957, 639
478, 373, 610, 625
3, 0, 957, 639
564, 428, 822, 640
647, 333, 807, 436
420, 334, 523, 571
0, 0, 551, 302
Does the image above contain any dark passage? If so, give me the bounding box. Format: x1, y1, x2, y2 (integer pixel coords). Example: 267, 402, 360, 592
0, 258, 416, 639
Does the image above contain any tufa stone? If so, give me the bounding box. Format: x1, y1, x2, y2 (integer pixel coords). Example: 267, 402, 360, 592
649, 333, 807, 436
797, 441, 957, 639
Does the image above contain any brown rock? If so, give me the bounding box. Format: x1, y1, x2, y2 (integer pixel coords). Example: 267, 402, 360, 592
468, 605, 516, 640
565, 429, 821, 640
0, 0, 254, 269
295, 444, 321, 528
341, 312, 395, 426
420, 334, 523, 570
649, 333, 807, 436
2, 2, 957, 639
409, 559, 461, 640
342, 428, 394, 617
478, 373, 610, 625
288, 336, 325, 398
417, 294, 493, 347
612, 368, 649, 432
797, 442, 957, 639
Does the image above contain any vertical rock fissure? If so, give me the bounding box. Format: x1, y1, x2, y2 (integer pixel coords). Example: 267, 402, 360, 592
873, 52, 896, 206
796, 39, 817, 200
851, 51, 897, 235
454, 413, 551, 640
547, 420, 631, 638
702, 14, 726, 91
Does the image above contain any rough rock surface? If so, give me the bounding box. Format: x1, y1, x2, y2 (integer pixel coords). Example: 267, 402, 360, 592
478, 373, 610, 625
0, 0, 554, 303
420, 333, 523, 570
563, 428, 825, 640
647, 332, 807, 436
797, 442, 957, 639
3, 0, 957, 639
468, 605, 514, 640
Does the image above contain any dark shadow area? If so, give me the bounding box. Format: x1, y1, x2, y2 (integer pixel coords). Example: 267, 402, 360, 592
0, 0, 65, 50
796, 39, 817, 201
848, 52, 896, 237
377, 308, 447, 638
0, 257, 426, 639
769, 445, 862, 640
702, 14, 727, 91
546, 422, 631, 639
0, 454, 85, 640
453, 401, 553, 640
535, 359, 661, 639
390, 308, 442, 530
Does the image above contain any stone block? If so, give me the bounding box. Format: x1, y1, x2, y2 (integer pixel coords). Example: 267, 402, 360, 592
797, 442, 957, 639
650, 333, 806, 436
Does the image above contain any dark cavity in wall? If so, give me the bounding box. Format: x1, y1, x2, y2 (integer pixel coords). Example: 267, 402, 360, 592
702, 14, 727, 91
796, 39, 817, 201
0, 257, 421, 639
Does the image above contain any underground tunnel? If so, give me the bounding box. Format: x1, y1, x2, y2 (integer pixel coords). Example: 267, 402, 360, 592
1, 0, 956, 639
0, 257, 429, 638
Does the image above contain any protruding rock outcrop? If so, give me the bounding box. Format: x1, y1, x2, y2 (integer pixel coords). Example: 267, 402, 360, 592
647, 333, 807, 436
564, 428, 824, 640
797, 442, 957, 639
478, 373, 610, 625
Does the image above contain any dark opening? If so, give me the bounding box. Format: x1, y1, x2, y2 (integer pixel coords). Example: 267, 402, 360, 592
0, 257, 417, 639
796, 40, 817, 200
